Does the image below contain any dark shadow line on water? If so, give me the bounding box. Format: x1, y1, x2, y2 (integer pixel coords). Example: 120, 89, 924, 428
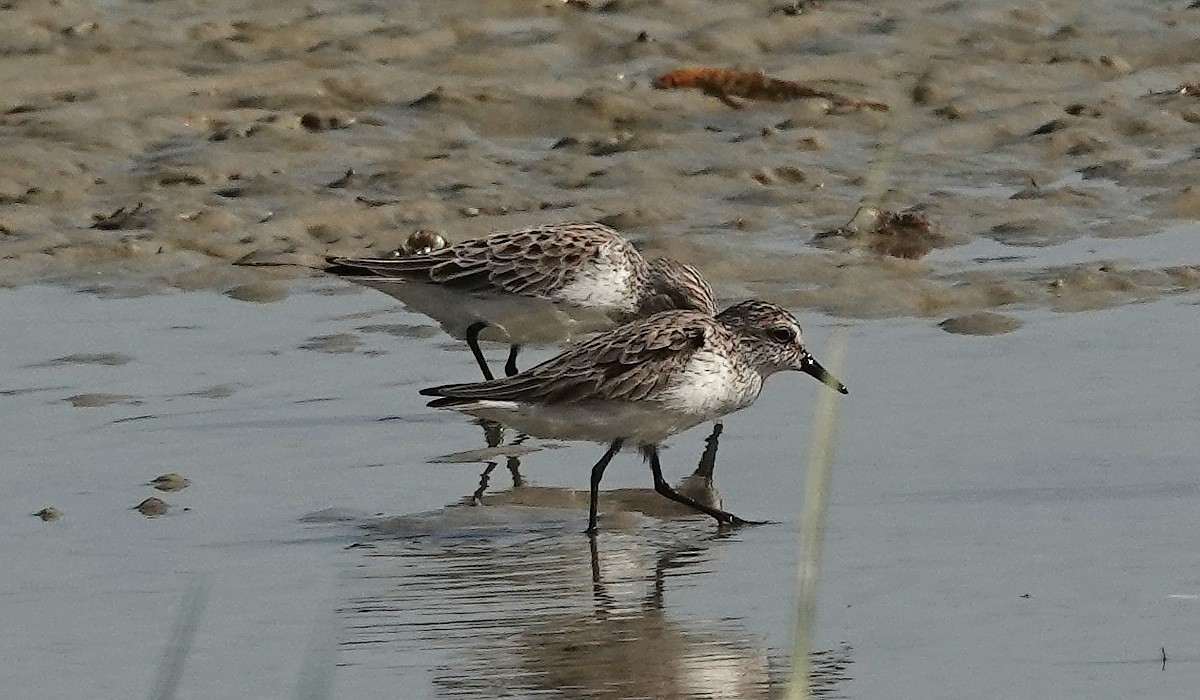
110, 414, 159, 424
1068, 652, 1200, 667
147, 580, 208, 700
294, 604, 338, 700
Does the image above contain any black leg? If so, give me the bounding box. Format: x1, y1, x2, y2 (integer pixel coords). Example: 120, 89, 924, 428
472, 461, 498, 504
504, 345, 521, 377
588, 534, 601, 584
643, 445, 764, 527
505, 456, 524, 488
695, 423, 723, 480
586, 440, 623, 534
464, 321, 495, 381
587, 534, 618, 614
508, 433, 529, 487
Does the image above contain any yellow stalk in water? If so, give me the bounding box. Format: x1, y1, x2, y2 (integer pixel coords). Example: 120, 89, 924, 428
787, 328, 848, 700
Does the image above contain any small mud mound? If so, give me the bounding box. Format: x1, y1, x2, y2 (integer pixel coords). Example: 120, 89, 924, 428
939, 312, 1022, 336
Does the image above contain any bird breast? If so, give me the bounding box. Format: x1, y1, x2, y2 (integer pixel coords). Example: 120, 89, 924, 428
657, 348, 762, 419
551, 245, 640, 315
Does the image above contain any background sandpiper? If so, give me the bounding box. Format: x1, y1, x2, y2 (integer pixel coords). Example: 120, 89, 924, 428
420, 300, 847, 533
326, 222, 717, 379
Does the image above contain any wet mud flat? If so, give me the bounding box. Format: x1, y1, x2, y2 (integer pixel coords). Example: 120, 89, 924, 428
4, 284, 1200, 698
2, 0, 1199, 326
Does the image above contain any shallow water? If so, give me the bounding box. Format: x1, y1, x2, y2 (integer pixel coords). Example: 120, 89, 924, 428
3, 282, 1199, 698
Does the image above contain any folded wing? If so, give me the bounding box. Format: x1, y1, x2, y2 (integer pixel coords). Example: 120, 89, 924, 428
326, 222, 631, 298
421, 311, 713, 406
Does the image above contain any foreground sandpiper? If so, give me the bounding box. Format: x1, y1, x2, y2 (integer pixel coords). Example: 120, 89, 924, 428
326, 222, 716, 379
421, 300, 847, 533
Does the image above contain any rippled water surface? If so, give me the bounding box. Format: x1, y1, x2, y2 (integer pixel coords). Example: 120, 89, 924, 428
4, 281, 1199, 699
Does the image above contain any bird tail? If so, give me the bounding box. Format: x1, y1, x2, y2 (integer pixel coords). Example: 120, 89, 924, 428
419, 372, 551, 407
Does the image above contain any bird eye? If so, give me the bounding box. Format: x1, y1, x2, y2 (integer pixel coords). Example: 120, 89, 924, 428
770, 327, 795, 343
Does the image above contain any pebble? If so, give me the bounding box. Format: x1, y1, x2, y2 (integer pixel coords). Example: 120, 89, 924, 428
400, 230, 447, 255
134, 497, 169, 518
149, 473, 190, 492
34, 507, 61, 522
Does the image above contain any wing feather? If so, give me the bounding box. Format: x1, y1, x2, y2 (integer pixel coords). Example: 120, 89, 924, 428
326, 222, 635, 299
421, 311, 714, 406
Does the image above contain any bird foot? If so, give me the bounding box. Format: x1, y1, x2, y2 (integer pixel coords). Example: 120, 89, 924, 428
720, 514, 771, 528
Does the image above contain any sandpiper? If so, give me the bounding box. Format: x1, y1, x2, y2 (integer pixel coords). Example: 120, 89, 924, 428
420, 300, 847, 533
326, 222, 717, 380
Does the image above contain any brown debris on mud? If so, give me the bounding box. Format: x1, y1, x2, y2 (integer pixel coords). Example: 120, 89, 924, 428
814, 207, 947, 260
653, 67, 889, 111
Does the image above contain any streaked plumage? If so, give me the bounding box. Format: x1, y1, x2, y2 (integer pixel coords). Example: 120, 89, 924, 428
421, 300, 847, 532
326, 222, 716, 379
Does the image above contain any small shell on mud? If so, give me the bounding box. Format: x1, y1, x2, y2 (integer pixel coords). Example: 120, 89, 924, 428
34, 507, 62, 522
134, 497, 169, 518
148, 473, 190, 492
398, 229, 448, 256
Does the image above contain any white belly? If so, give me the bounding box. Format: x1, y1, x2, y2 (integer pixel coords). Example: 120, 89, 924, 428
552, 250, 639, 317
656, 349, 762, 418
348, 279, 617, 345
446, 400, 713, 446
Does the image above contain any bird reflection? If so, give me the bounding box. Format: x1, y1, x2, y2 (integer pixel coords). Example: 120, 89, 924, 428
469, 419, 527, 503
467, 423, 726, 523
518, 530, 774, 699
340, 426, 852, 699
341, 525, 852, 700
521, 532, 852, 700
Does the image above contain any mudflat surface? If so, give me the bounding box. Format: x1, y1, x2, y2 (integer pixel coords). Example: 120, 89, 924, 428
3, 0, 1199, 319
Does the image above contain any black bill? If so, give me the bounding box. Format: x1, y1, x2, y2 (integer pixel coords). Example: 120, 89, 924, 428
800, 353, 848, 395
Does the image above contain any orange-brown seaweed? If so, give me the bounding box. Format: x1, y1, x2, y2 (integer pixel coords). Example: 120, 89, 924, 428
653, 67, 888, 111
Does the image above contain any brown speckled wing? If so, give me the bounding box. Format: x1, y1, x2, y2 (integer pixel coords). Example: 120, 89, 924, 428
422, 311, 716, 406
328, 222, 632, 298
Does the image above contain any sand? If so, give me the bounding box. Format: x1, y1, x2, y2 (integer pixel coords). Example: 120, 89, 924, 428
1, 0, 1198, 323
